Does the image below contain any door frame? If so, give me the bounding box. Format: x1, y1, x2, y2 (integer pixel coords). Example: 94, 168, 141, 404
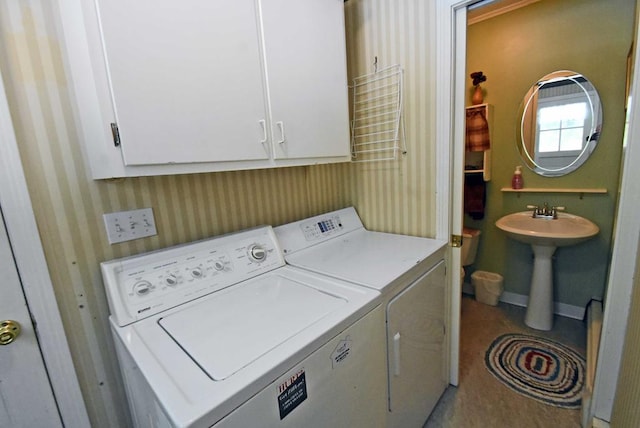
435, 0, 640, 422
0, 67, 90, 426
591, 7, 640, 420
435, 0, 475, 388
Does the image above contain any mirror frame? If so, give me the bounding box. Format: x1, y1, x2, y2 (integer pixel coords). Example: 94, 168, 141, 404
517, 70, 603, 177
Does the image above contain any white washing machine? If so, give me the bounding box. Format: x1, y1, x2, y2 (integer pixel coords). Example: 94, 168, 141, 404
101, 226, 387, 428
275, 207, 449, 428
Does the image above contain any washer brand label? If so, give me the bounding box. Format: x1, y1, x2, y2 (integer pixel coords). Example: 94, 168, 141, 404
277, 369, 307, 420
331, 336, 352, 368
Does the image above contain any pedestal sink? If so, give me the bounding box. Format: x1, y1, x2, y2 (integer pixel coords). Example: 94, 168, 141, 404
495, 211, 599, 330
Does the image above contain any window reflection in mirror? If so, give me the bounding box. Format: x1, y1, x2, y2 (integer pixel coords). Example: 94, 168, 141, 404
518, 71, 602, 176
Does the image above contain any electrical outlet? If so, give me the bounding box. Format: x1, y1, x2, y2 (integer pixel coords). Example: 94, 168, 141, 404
103, 208, 157, 244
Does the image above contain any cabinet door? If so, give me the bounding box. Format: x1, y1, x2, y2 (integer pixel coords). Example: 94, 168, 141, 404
96, 0, 270, 165
387, 261, 447, 427
261, 0, 351, 160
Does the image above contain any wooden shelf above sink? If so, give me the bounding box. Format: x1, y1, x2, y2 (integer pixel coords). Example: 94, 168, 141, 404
501, 187, 608, 198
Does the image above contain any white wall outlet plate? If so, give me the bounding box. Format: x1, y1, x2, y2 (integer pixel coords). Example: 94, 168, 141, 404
103, 207, 157, 244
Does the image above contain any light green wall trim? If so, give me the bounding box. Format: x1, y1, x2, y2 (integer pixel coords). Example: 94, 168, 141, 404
465, 0, 635, 307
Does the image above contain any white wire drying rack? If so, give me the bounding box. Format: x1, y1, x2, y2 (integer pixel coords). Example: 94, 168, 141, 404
350, 64, 406, 162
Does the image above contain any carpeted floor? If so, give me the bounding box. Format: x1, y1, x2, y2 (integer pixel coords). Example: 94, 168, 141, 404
423, 294, 586, 428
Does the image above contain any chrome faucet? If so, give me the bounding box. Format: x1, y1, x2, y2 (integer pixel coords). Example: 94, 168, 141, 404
526, 203, 565, 219
551, 205, 565, 219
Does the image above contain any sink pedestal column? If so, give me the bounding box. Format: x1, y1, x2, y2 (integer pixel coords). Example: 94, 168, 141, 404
524, 244, 557, 331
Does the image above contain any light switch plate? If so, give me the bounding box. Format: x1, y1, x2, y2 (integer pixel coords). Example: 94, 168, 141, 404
103, 208, 157, 244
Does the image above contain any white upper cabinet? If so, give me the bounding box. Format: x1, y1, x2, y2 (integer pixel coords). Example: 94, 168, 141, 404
97, 1, 270, 166
262, 0, 351, 160
64, 0, 350, 178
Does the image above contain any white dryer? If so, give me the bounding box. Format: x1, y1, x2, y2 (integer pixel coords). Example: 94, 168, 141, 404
275, 207, 449, 427
101, 226, 387, 427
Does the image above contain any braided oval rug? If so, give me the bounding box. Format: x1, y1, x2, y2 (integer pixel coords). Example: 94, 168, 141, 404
484, 333, 585, 409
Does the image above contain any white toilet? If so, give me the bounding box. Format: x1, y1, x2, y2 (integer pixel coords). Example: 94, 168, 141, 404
460, 227, 481, 289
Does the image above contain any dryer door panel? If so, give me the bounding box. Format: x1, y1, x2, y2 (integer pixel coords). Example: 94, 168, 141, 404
386, 260, 447, 427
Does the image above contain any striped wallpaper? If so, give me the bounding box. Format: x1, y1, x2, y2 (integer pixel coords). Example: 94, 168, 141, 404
345, 0, 438, 237
0, 0, 438, 425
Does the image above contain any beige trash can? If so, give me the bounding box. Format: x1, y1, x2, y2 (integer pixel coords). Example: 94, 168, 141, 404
471, 271, 504, 306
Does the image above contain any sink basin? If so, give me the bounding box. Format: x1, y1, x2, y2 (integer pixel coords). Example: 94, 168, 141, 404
495, 211, 599, 247
495, 210, 599, 331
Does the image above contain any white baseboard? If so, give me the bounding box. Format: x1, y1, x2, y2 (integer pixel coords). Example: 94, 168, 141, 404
462, 286, 585, 320
498, 290, 528, 307
591, 417, 610, 428
499, 291, 585, 320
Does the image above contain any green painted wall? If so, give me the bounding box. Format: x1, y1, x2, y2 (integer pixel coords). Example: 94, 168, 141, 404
465, 0, 635, 308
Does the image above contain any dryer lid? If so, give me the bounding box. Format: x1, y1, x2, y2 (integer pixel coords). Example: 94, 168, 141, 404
284, 230, 447, 290
158, 274, 346, 380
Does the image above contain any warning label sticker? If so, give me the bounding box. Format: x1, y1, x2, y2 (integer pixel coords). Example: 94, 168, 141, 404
277, 369, 307, 420
331, 335, 352, 368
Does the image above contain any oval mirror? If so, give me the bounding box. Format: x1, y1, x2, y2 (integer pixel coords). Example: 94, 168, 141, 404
517, 71, 602, 176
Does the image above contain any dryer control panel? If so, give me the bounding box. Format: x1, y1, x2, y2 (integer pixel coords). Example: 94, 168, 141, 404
101, 226, 284, 326
301, 215, 344, 241
275, 207, 364, 255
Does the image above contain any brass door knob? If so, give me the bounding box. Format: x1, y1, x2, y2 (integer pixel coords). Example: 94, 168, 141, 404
0, 320, 21, 345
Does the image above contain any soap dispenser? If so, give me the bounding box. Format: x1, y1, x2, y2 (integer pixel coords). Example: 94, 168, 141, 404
512, 166, 524, 189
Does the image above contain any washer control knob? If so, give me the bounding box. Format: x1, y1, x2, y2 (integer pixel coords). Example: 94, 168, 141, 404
133, 280, 153, 296
191, 267, 203, 279
214, 260, 225, 271
164, 274, 178, 287
248, 244, 267, 263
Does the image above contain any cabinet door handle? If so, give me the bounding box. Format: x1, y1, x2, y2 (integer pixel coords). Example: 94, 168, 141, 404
276, 121, 286, 144
259, 120, 267, 144
393, 332, 401, 376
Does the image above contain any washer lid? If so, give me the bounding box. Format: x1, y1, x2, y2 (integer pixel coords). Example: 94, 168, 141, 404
158, 274, 346, 380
